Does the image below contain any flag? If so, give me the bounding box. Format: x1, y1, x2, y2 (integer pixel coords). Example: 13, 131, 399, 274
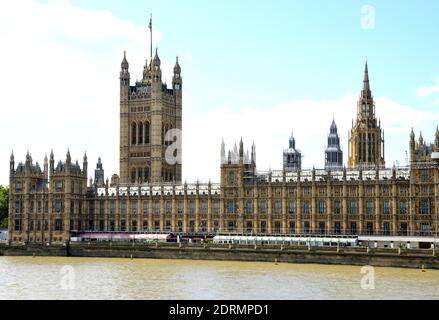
149, 15, 152, 31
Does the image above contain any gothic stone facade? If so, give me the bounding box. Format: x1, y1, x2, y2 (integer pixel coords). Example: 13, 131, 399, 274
8, 151, 88, 244
7, 55, 439, 244
8, 141, 439, 245
119, 50, 182, 185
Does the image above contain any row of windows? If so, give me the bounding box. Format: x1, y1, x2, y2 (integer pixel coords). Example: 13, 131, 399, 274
131, 167, 150, 184
241, 186, 412, 198
13, 180, 85, 194
14, 198, 433, 216
227, 199, 430, 215
131, 122, 176, 146
54, 180, 84, 193
355, 132, 379, 163
131, 122, 151, 145
14, 200, 83, 215
71, 219, 212, 233
104, 199, 221, 215
130, 167, 177, 184
14, 219, 63, 232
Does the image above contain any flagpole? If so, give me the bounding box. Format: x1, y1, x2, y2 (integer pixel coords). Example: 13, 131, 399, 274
149, 14, 153, 63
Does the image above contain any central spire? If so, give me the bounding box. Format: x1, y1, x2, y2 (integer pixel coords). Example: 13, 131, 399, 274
357, 60, 374, 120
363, 60, 370, 92
349, 60, 385, 169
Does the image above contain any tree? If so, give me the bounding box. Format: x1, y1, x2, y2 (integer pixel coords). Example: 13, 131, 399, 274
0, 186, 8, 229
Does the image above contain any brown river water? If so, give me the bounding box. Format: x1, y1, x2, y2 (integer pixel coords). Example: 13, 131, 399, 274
0, 257, 438, 300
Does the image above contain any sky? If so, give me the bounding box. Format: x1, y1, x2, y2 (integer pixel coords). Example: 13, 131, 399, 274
1, 0, 439, 186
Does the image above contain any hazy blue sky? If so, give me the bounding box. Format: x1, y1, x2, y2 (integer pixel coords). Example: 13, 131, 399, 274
1, 0, 439, 185
64, 0, 439, 107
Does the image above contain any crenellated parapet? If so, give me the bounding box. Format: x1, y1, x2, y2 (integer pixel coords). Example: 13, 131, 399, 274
96, 183, 221, 198
261, 168, 410, 184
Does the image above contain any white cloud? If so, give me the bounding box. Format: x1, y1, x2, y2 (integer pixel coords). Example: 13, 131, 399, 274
1, 0, 438, 187
0, 0, 170, 185
183, 95, 439, 183
417, 77, 439, 97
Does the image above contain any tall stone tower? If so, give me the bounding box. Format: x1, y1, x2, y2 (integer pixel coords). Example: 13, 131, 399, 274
119, 20, 182, 185
325, 119, 343, 170
348, 62, 385, 169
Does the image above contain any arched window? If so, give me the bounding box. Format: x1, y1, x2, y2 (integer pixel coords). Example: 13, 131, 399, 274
138, 122, 143, 145
144, 167, 150, 183
145, 122, 150, 144
131, 168, 136, 184
132, 123, 137, 145
138, 168, 143, 183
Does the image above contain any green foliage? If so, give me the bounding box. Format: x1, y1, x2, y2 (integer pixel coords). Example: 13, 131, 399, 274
0, 186, 9, 229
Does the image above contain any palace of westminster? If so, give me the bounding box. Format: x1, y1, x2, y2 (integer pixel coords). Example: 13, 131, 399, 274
7, 27, 439, 244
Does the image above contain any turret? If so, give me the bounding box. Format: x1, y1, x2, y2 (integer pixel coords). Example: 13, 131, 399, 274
419, 131, 424, 146
10, 151, 14, 173
66, 149, 72, 172
142, 58, 149, 83
435, 127, 439, 151
245, 150, 251, 165
94, 157, 105, 188
284, 133, 302, 172
151, 48, 162, 85
221, 139, 226, 165
120, 51, 130, 97
251, 142, 256, 165
66, 149, 71, 165
50, 150, 55, 173
173, 56, 182, 91
410, 128, 415, 144
83, 152, 88, 176
44, 153, 48, 179
325, 119, 343, 170
25, 150, 31, 166
233, 142, 238, 164
120, 51, 130, 80
239, 138, 244, 162
289, 133, 296, 149
410, 128, 416, 162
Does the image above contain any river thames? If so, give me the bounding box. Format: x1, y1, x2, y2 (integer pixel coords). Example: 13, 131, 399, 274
0, 257, 438, 300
